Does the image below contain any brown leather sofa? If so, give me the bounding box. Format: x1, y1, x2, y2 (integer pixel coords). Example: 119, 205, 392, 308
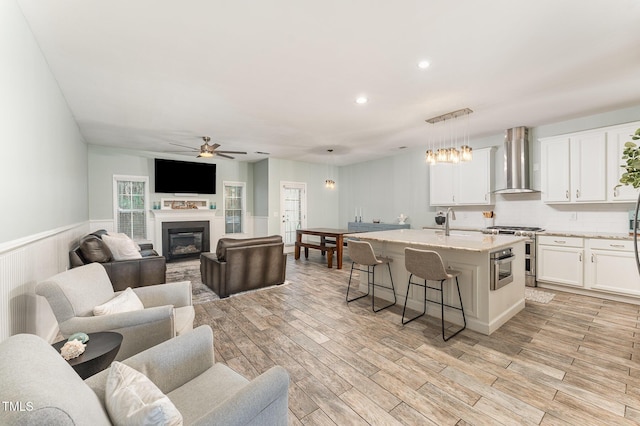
69, 230, 166, 291
200, 235, 287, 298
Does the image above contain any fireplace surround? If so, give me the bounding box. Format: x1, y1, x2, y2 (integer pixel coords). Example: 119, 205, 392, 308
162, 221, 210, 262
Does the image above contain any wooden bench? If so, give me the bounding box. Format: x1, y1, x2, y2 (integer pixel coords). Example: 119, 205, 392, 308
295, 241, 335, 268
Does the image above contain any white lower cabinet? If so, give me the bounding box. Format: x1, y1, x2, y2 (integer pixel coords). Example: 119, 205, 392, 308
586, 239, 640, 296
537, 236, 584, 287
538, 235, 640, 298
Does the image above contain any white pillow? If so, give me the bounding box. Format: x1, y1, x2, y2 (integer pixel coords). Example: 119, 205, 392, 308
106, 361, 183, 426
106, 232, 142, 250
102, 233, 142, 261
93, 288, 144, 316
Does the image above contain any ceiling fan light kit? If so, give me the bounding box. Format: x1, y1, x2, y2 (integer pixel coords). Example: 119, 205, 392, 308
169, 136, 248, 159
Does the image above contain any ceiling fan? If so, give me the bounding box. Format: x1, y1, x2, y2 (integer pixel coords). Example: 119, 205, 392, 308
168, 136, 247, 159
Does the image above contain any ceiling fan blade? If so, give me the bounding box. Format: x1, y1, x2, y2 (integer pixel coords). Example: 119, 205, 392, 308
216, 153, 235, 159
211, 143, 220, 150
216, 150, 247, 155
169, 142, 198, 150
165, 150, 197, 153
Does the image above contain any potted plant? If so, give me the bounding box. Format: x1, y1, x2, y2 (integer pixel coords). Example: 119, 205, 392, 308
617, 128, 640, 274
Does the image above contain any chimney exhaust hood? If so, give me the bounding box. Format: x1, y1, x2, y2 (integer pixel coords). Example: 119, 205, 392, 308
494, 127, 538, 194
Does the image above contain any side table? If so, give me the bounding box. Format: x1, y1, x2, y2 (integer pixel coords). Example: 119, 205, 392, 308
53, 331, 123, 379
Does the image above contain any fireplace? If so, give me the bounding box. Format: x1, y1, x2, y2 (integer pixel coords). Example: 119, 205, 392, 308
162, 221, 210, 262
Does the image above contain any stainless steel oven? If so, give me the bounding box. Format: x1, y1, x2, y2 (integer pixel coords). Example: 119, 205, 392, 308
490, 247, 515, 290
483, 226, 544, 287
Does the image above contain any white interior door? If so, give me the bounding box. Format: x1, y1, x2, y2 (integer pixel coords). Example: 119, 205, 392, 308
280, 182, 307, 251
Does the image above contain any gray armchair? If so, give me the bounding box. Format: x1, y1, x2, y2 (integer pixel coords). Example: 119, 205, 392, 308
36, 262, 194, 360
0, 326, 290, 425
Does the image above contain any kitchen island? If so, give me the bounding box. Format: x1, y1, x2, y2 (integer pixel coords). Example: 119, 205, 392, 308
347, 229, 527, 335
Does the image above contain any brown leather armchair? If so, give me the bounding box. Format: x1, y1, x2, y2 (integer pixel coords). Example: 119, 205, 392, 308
69, 230, 166, 291
200, 235, 287, 298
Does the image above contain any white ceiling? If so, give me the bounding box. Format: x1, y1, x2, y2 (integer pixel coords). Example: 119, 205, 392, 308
16, 0, 640, 165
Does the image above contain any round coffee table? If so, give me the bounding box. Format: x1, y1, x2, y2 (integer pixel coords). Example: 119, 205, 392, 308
53, 331, 123, 379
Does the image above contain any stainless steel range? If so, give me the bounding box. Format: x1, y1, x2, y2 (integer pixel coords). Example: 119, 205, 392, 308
482, 225, 544, 287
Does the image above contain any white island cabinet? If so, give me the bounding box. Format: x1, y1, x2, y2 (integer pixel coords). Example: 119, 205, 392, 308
347, 229, 526, 335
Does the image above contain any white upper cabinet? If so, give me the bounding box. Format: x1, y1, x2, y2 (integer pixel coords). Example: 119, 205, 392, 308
429, 147, 494, 206
607, 123, 640, 202
457, 148, 494, 205
570, 131, 607, 202
540, 137, 571, 203
429, 162, 456, 205
541, 121, 640, 204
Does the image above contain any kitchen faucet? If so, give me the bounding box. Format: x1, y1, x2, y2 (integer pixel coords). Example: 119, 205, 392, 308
445, 207, 456, 236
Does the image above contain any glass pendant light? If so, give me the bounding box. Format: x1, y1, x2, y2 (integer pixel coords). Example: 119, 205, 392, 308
425, 108, 473, 164
325, 149, 336, 189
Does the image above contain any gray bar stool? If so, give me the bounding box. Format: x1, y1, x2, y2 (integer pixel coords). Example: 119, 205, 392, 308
346, 240, 397, 312
402, 247, 466, 341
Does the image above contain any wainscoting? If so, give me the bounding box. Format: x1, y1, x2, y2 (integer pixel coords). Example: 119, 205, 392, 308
0, 222, 89, 342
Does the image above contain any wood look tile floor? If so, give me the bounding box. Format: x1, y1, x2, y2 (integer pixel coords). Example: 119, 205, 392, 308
193, 252, 640, 425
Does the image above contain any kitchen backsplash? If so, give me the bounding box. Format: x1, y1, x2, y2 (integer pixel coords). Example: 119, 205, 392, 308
435, 193, 634, 234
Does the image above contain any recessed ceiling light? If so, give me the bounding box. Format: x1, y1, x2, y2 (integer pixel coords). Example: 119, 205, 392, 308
355, 96, 368, 104
418, 60, 430, 69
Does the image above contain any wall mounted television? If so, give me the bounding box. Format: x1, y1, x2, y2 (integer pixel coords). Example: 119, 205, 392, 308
154, 158, 216, 194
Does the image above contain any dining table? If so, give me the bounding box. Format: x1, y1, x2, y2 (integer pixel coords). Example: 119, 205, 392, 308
294, 228, 352, 269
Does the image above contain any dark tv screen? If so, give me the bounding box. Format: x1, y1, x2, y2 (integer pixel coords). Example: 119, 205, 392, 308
154, 159, 216, 194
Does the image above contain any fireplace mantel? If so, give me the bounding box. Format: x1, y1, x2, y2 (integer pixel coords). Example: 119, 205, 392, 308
150, 209, 218, 256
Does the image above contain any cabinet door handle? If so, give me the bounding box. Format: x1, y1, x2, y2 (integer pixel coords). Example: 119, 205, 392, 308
614, 188, 618, 198
554, 240, 566, 244
579, 253, 582, 262
609, 244, 625, 248
452, 195, 455, 202
591, 254, 594, 262
485, 193, 488, 201
576, 189, 580, 199
565, 190, 569, 199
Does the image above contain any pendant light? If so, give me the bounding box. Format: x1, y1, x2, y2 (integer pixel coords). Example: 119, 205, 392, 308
425, 108, 473, 164
325, 149, 336, 189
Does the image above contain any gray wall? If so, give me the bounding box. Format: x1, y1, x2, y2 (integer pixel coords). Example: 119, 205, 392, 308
88, 145, 254, 221
0, 0, 88, 244
339, 149, 430, 229
253, 159, 269, 217
267, 158, 340, 235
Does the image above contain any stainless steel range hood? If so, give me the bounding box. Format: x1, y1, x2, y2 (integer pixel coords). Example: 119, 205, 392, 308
494, 127, 538, 194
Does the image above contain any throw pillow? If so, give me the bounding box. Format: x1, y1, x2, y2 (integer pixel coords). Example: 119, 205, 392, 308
106, 361, 183, 426
79, 235, 112, 263
102, 233, 143, 261
107, 232, 142, 250
93, 288, 144, 316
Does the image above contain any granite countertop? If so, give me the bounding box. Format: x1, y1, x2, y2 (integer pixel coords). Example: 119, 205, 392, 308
539, 230, 635, 240
346, 229, 526, 252
423, 225, 484, 233
424, 225, 636, 241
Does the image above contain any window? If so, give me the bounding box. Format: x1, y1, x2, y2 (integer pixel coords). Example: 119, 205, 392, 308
223, 181, 245, 234
113, 175, 149, 240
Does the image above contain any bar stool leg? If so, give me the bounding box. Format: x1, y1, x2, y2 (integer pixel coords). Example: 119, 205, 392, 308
372, 264, 395, 312
388, 263, 397, 306
346, 262, 369, 303
442, 276, 466, 341
401, 275, 427, 324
